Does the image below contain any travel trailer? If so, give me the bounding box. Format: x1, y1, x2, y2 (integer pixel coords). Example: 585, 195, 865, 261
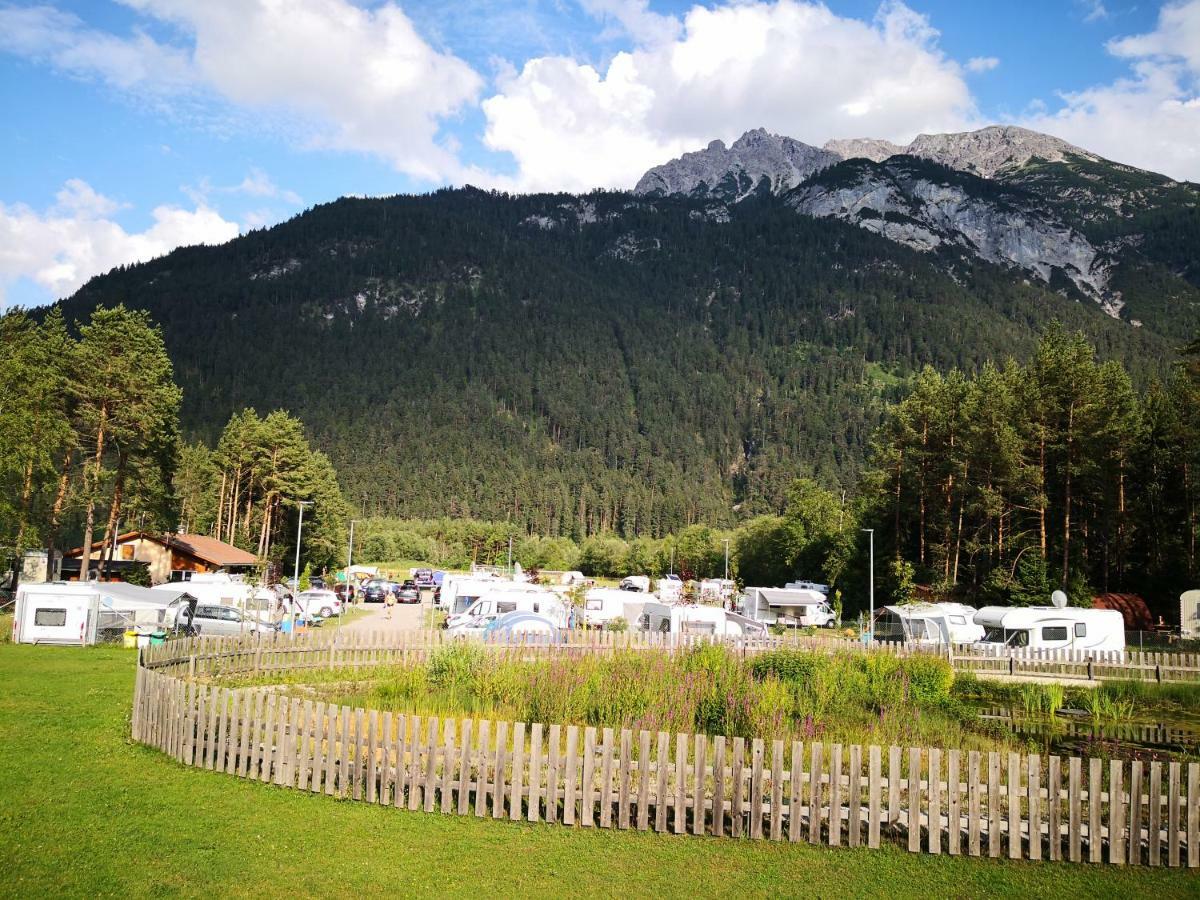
13, 582, 196, 645
657, 575, 683, 603
873, 603, 984, 646
638, 602, 767, 638
151, 573, 255, 610
446, 591, 568, 634
741, 587, 836, 627
1182, 590, 1200, 640
581, 588, 649, 628
973, 599, 1125, 654
437, 575, 501, 614
784, 581, 830, 595
698, 579, 736, 603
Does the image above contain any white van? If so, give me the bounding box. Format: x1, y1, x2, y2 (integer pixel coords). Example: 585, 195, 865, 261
973, 606, 1125, 654
446, 590, 568, 633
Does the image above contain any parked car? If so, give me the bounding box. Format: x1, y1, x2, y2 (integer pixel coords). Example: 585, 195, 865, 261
397, 580, 420, 604
293, 589, 342, 618
413, 569, 435, 589
192, 604, 276, 636
362, 581, 390, 603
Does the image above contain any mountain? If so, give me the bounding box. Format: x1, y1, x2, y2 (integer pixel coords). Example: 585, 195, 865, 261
634, 129, 839, 201
53, 174, 1193, 538
636, 125, 1200, 330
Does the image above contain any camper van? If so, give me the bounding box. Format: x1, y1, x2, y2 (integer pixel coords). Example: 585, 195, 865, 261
741, 587, 836, 627
973, 605, 1125, 654
873, 603, 983, 646
446, 591, 569, 635
13, 582, 196, 645
638, 602, 767, 638
441, 579, 549, 623
581, 588, 648, 628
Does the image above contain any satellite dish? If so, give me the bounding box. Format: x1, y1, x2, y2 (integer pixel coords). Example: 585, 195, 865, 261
1050, 590, 1068, 609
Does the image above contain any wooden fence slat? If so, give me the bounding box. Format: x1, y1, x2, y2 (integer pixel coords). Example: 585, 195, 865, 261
1009, 753, 1022, 860
771, 740, 785, 842
790, 741, 806, 844
337, 705, 352, 799
1028, 755, 1042, 862
654, 731, 669, 833
1048, 756, 1061, 862
364, 710, 378, 803
546, 723, 561, 825
510, 722, 526, 822
393, 714, 408, 809
1187, 763, 1198, 869
908, 748, 921, 853
1069, 757, 1082, 863
829, 743, 842, 847
619, 729, 633, 830
216, 689, 234, 776
730, 737, 746, 839
1089, 757, 1103, 864
194, 686, 209, 769
379, 711, 393, 805
1109, 759, 1125, 865
491, 720, 508, 820
473, 720, 490, 818
1130, 759, 1143, 865
563, 725, 579, 827
988, 752, 1002, 859
1168, 761, 1181, 868
968, 751, 982, 857
259, 693, 277, 784
928, 748, 942, 855
529, 723, 544, 824
309, 702, 327, 793
441, 719, 457, 815
808, 742, 822, 844
712, 736, 727, 838
946, 750, 961, 856
456, 719, 473, 816
580, 727, 597, 827
1149, 760, 1163, 867
868, 745, 881, 849
407, 714, 424, 811
673, 732, 688, 835
636, 730, 652, 831
693, 735, 707, 837
888, 745, 901, 835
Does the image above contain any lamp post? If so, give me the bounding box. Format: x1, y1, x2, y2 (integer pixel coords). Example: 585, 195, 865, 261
342, 519, 357, 634
292, 500, 313, 637
723, 538, 730, 581
862, 528, 874, 644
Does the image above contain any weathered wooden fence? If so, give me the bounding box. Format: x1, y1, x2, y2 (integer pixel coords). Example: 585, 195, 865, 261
132, 647, 1199, 868
141, 629, 1200, 684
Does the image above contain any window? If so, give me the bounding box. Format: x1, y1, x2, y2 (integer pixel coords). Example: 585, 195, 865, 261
949, 615, 967, 625
497, 601, 517, 615
1074, 622, 1087, 638
532, 602, 540, 613
220, 608, 242, 622
1042, 626, 1069, 642
196, 607, 217, 619
585, 599, 603, 610
34, 608, 67, 627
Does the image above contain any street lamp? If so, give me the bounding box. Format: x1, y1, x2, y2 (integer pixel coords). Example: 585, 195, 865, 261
342, 519, 358, 635
292, 500, 313, 637
862, 528, 875, 644
723, 538, 730, 581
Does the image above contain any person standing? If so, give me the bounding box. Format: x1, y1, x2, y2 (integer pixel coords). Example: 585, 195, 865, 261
384, 587, 396, 621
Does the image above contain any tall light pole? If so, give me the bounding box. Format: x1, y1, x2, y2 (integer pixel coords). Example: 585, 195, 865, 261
342, 519, 357, 634
292, 500, 313, 637
723, 538, 730, 581
862, 528, 875, 644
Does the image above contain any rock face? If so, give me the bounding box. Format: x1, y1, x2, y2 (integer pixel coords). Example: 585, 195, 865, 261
903, 125, 1098, 178
634, 128, 839, 200
789, 159, 1114, 310
822, 137, 906, 163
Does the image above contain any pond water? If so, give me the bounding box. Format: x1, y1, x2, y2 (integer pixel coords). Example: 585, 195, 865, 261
975, 705, 1200, 762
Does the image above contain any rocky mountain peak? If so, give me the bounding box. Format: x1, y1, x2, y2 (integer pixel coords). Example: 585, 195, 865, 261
904, 125, 1097, 178
822, 137, 906, 163
634, 128, 840, 201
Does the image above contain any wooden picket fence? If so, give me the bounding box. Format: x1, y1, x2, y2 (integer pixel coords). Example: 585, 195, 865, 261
132, 650, 1199, 868
140, 628, 1200, 684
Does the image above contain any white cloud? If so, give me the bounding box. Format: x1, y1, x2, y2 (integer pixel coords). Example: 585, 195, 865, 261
1023, 0, 1200, 181
1080, 1, 1110, 24
0, 1, 483, 182
966, 56, 999, 73
479, 0, 978, 192
230, 169, 302, 206
0, 180, 239, 304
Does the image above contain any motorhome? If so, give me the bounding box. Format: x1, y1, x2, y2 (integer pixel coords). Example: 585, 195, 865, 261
437, 574, 500, 614
657, 575, 683, 603
581, 588, 649, 629
13, 582, 196, 645
446, 591, 569, 634
741, 587, 836, 627
638, 602, 767, 638
973, 605, 1125, 654
784, 580, 830, 595
151, 573, 254, 610
873, 603, 984, 646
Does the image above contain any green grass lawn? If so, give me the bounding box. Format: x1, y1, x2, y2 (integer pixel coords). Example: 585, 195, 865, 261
1, 644, 1197, 899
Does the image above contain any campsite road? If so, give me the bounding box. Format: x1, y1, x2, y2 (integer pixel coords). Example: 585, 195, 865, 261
341, 596, 426, 633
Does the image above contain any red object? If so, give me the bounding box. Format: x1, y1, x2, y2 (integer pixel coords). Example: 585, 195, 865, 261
1091, 593, 1153, 630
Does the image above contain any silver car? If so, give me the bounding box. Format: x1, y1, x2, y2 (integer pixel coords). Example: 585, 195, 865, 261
192, 604, 276, 636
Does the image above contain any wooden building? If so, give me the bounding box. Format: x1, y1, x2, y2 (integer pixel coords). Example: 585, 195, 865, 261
64, 531, 258, 585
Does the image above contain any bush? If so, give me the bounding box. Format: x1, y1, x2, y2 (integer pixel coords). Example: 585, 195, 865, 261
749, 649, 822, 683
605, 616, 629, 632
901, 654, 955, 706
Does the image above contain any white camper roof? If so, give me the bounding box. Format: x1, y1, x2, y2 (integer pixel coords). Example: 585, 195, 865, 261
746, 587, 827, 607
974, 606, 1123, 630
882, 602, 977, 620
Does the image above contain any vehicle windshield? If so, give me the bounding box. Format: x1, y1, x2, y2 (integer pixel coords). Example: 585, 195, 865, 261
982, 626, 1028, 646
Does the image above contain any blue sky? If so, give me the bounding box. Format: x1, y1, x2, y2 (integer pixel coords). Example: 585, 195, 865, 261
1, 0, 1197, 307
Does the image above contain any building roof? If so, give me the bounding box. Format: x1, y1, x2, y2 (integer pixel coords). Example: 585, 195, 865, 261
1092, 593, 1153, 630
65, 530, 258, 567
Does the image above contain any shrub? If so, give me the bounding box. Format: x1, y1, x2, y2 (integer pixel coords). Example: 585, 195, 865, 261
900, 654, 954, 706
605, 616, 629, 633
749, 649, 822, 684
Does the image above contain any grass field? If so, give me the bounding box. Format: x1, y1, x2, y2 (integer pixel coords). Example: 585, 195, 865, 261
2, 644, 1198, 899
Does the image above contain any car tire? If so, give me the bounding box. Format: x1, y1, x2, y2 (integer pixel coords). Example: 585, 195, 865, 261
320, 606, 333, 618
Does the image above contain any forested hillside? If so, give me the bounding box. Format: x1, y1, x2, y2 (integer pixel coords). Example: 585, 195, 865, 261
55, 186, 1187, 538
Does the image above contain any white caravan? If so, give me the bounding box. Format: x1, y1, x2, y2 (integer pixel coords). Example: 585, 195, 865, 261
785, 581, 830, 595
446, 591, 569, 635
437, 575, 501, 614
973, 605, 1125, 653
873, 603, 984, 646
1181, 590, 1200, 640
657, 575, 683, 603
13, 582, 196, 645
581, 588, 648, 628
152, 573, 254, 610
698, 579, 736, 603
742, 587, 836, 627
638, 602, 768, 638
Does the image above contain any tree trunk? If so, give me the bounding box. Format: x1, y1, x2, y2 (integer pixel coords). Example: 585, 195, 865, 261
918, 421, 928, 566
215, 469, 227, 539
893, 449, 904, 558
45, 448, 74, 567
1062, 404, 1074, 587
14, 458, 35, 552
1038, 434, 1047, 559
96, 452, 128, 581
952, 462, 968, 585
79, 405, 109, 581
